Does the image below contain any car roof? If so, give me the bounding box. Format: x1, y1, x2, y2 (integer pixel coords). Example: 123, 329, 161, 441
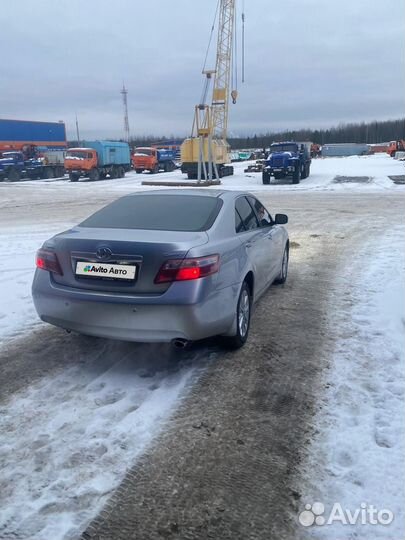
126, 189, 251, 199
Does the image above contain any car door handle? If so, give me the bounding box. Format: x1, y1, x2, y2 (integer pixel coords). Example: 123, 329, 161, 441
246, 242, 252, 248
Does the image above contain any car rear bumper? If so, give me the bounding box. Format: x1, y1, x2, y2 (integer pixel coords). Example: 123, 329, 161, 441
32, 272, 238, 343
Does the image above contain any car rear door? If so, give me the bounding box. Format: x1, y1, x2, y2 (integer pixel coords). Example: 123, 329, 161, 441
235, 196, 269, 296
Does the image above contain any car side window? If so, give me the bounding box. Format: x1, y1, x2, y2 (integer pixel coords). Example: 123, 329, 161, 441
235, 209, 245, 233
235, 197, 259, 231
247, 196, 273, 227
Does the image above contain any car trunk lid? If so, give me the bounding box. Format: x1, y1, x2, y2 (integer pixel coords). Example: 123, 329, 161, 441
50, 227, 208, 294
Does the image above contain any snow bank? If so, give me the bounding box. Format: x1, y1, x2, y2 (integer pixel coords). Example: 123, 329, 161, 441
0, 225, 73, 341
301, 229, 405, 539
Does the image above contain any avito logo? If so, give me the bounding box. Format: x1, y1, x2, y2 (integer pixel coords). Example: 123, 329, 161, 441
81, 264, 128, 276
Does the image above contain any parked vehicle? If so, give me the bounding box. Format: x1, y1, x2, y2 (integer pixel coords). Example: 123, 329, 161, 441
132, 147, 177, 174
65, 141, 131, 182
0, 151, 25, 181
0, 149, 65, 181
231, 151, 255, 162
387, 140, 405, 157
25, 149, 66, 179
0, 119, 67, 180
321, 143, 368, 157
32, 190, 289, 349
310, 143, 321, 158
262, 142, 312, 185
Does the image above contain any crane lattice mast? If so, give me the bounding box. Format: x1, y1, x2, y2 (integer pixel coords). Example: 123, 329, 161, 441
211, 0, 237, 141
180, 0, 239, 183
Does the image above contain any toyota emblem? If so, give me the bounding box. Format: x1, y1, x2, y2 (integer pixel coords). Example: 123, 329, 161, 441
96, 247, 112, 260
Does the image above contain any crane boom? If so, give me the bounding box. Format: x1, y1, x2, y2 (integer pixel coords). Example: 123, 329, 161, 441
181, 0, 238, 182
211, 0, 236, 140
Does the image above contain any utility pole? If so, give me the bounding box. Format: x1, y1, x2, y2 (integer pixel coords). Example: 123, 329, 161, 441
75, 114, 81, 146
121, 83, 130, 143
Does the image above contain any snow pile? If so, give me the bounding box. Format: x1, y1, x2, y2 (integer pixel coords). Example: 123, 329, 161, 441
301, 230, 405, 539
0, 225, 71, 340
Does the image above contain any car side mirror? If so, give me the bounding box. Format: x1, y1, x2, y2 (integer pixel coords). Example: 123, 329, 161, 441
274, 213, 288, 225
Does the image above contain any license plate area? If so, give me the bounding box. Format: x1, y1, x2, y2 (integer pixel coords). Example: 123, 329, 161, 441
75, 261, 136, 281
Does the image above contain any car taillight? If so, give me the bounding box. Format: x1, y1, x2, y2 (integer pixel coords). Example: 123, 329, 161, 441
154, 254, 220, 284
36, 248, 63, 275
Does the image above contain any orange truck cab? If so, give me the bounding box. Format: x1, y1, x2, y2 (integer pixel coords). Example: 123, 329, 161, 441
64, 141, 131, 182
387, 140, 405, 157
65, 148, 96, 172
132, 147, 176, 174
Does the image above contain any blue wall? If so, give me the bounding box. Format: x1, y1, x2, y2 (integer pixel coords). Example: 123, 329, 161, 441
0, 119, 66, 143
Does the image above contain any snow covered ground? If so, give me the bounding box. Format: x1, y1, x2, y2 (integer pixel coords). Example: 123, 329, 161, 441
1, 153, 403, 198
0, 153, 403, 539
0, 344, 206, 540
0, 154, 401, 344
300, 230, 405, 539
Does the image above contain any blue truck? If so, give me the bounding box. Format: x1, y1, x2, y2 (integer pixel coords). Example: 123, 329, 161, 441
0, 151, 26, 181
0, 119, 67, 181
262, 142, 312, 185
64, 141, 131, 182
0, 149, 66, 181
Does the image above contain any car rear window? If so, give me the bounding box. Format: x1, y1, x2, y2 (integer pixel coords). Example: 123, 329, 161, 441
79, 194, 223, 232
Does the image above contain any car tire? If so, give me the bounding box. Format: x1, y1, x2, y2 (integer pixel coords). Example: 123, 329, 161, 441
224, 281, 251, 349
69, 173, 79, 182
275, 245, 289, 284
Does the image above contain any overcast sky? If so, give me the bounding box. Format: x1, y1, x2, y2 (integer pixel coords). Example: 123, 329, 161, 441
1, 0, 404, 140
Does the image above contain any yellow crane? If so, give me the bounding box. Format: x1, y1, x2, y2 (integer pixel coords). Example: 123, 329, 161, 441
180, 0, 239, 182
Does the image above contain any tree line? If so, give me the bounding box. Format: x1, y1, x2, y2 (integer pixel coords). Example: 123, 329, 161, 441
69, 118, 404, 149
228, 118, 405, 150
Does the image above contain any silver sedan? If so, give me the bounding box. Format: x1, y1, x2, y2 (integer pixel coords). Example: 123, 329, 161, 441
32, 190, 289, 348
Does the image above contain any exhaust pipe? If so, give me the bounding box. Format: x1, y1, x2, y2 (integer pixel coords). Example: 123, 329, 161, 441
171, 338, 189, 349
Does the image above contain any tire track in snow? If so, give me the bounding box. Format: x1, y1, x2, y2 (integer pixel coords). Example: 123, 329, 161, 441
0, 338, 212, 540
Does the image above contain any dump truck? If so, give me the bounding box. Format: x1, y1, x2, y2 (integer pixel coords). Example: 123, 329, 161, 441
132, 147, 177, 174
65, 141, 131, 182
262, 141, 312, 185
0, 118, 67, 180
